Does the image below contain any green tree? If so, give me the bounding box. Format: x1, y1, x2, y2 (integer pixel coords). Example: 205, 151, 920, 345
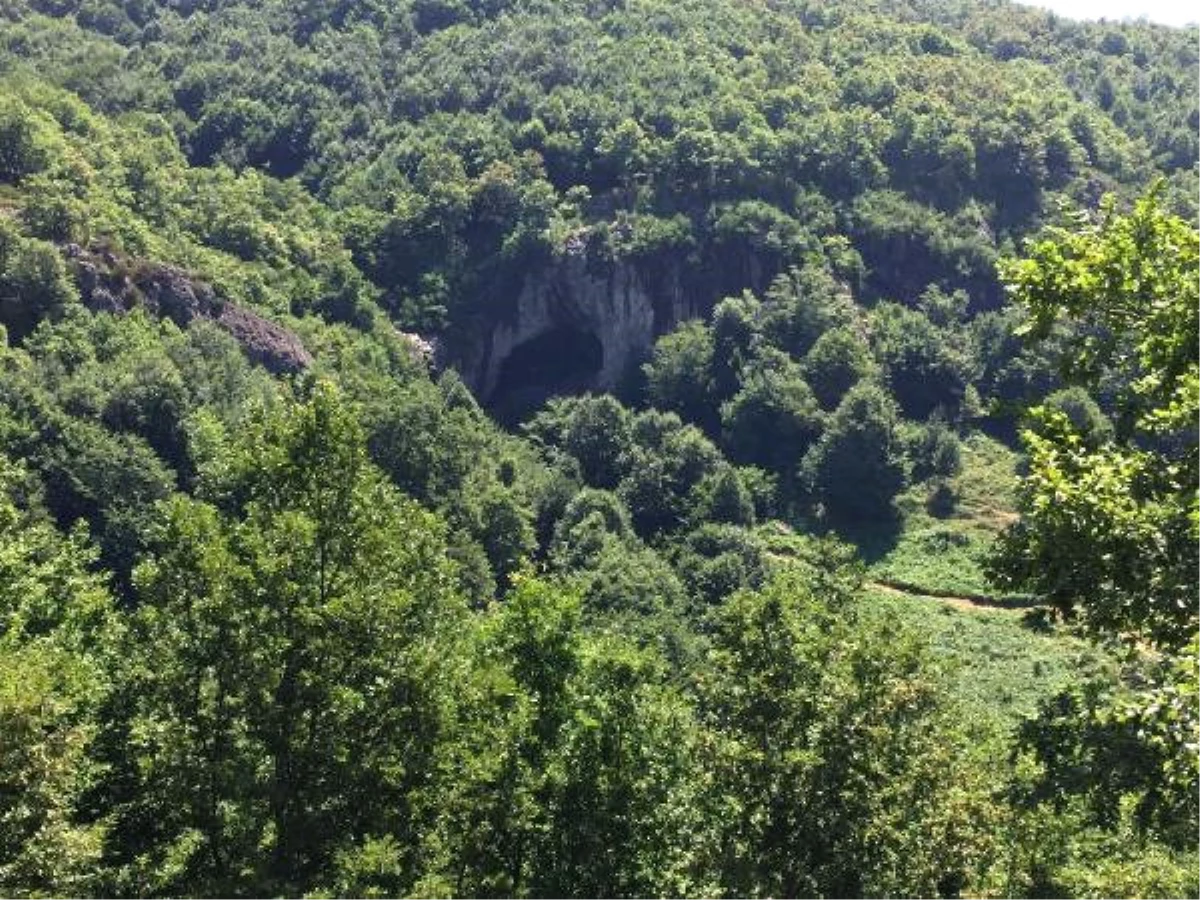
904, 417, 963, 484
0, 457, 111, 896
990, 192, 1197, 647
474, 485, 535, 592
0, 99, 49, 184
720, 349, 824, 479
643, 321, 718, 435
670, 523, 771, 613
800, 381, 906, 525
365, 370, 494, 508
102, 383, 467, 896
759, 263, 858, 359
528, 637, 709, 898
524, 394, 634, 490
551, 488, 632, 552
1038, 386, 1114, 448
710, 293, 761, 401
989, 192, 1199, 876
869, 301, 974, 421
690, 466, 756, 528
415, 575, 706, 897
701, 563, 996, 897
0, 221, 77, 342
619, 412, 724, 539
800, 325, 875, 411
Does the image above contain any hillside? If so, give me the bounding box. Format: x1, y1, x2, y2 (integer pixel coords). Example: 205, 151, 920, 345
0, 1, 1196, 897
2, 0, 1196, 412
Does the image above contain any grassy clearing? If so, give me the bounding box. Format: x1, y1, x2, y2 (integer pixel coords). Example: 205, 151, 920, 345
864, 585, 1112, 726
862, 433, 1115, 729
869, 432, 1026, 600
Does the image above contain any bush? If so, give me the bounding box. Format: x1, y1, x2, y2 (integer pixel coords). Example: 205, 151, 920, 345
1038, 387, 1114, 447
801, 325, 875, 410
721, 349, 824, 477
0, 100, 50, 183
0, 221, 78, 341
904, 418, 963, 483
800, 381, 907, 525
643, 321, 717, 434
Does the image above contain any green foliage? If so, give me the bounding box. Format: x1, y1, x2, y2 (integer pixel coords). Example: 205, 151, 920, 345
866, 433, 1020, 599
100, 383, 467, 896
474, 485, 535, 592
720, 349, 824, 479
759, 263, 857, 360
710, 293, 761, 401
0, 218, 77, 341
870, 301, 975, 421
0, 0, 1187, 361
801, 381, 907, 525
988, 191, 1199, 885
862, 586, 1106, 726
524, 394, 634, 490
700, 566, 997, 897
800, 324, 875, 410
0, 642, 106, 897
669, 523, 771, 612
1015, 649, 1198, 850
0, 96, 55, 184
364, 370, 495, 508
1038, 386, 1114, 447
0, 456, 111, 896
643, 320, 717, 435
904, 417, 964, 484
419, 575, 709, 897
526, 637, 708, 898
690, 467, 757, 529
991, 192, 1198, 648
0, 3, 1193, 896
851, 190, 999, 306
0, 309, 270, 586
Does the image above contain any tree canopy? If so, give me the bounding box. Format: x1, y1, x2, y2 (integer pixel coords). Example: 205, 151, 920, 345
0, 0, 1195, 895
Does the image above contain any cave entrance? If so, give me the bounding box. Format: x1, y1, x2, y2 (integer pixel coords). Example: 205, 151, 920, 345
489, 325, 604, 423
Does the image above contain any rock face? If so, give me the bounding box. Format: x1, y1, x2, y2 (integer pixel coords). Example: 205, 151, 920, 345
455, 254, 697, 415
214, 302, 313, 375
66, 245, 313, 375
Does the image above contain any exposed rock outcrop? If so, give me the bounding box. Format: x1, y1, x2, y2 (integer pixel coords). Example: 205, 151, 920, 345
214, 302, 313, 375
396, 329, 438, 368
65, 245, 313, 375
454, 254, 697, 410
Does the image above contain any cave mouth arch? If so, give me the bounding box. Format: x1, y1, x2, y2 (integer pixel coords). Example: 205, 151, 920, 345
489, 325, 604, 423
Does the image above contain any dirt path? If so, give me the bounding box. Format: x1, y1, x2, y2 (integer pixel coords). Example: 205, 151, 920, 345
867, 579, 1036, 613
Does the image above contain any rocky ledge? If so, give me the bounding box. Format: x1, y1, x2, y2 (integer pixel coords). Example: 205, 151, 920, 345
65, 245, 313, 375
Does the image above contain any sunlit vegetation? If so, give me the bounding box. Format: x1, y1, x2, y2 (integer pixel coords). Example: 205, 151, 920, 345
0, 0, 1196, 896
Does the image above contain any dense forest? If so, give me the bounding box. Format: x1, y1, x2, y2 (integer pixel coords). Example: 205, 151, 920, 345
0, 0, 1196, 896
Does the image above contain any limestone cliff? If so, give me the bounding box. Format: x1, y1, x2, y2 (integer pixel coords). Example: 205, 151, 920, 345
453, 254, 699, 416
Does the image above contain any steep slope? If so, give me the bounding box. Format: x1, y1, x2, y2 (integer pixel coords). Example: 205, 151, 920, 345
1, 0, 1195, 412
0, 3, 1196, 897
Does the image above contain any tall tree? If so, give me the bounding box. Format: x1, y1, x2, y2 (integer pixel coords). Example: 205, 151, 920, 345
991, 191, 1198, 648
700, 559, 995, 897
0, 456, 112, 896
101, 382, 467, 896
800, 381, 906, 525
990, 191, 1199, 865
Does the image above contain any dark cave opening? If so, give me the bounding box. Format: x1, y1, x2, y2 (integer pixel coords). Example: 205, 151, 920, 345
489, 326, 604, 423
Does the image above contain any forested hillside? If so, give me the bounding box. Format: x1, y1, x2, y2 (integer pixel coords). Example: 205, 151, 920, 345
0, 0, 1196, 896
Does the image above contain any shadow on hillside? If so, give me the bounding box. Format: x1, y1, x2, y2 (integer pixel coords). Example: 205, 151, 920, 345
832, 510, 905, 566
